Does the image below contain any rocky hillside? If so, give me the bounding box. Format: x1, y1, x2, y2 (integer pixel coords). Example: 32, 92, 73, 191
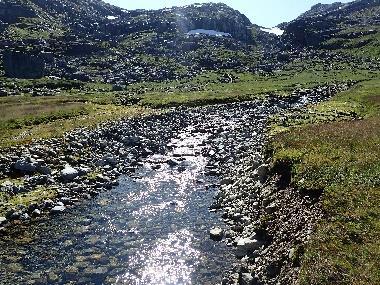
0, 0, 264, 84
0, 0, 253, 41
282, 0, 380, 57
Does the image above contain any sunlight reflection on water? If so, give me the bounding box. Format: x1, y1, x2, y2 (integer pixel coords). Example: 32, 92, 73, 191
114, 130, 211, 285
117, 229, 200, 285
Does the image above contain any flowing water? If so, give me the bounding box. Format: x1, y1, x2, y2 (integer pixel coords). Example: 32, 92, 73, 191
0, 125, 236, 285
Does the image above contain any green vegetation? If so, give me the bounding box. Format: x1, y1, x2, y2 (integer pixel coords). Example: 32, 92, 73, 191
6, 17, 66, 40
0, 186, 57, 216
269, 78, 380, 284
321, 25, 380, 58
0, 90, 152, 147
137, 68, 378, 108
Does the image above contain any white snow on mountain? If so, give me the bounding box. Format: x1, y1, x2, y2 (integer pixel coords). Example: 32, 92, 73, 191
187, 29, 231, 37
260, 27, 284, 36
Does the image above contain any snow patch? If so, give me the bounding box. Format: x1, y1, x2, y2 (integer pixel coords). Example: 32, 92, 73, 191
187, 29, 231, 37
106, 16, 118, 20
260, 27, 284, 36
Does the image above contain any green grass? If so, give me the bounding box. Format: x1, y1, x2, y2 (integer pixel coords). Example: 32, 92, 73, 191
0, 91, 152, 148
0, 186, 57, 216
6, 17, 66, 40
137, 69, 378, 108
269, 78, 380, 285
321, 25, 380, 58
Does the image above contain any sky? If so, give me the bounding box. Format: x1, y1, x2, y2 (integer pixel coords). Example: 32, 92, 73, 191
103, 0, 353, 27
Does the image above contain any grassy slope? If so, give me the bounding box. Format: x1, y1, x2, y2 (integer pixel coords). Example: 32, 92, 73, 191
0, 79, 150, 147
269, 78, 380, 285
137, 67, 373, 107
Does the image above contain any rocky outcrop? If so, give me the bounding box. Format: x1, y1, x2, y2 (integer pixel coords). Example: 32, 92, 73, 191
3, 50, 47, 79
282, 0, 380, 47
0, 0, 263, 84
173, 3, 254, 43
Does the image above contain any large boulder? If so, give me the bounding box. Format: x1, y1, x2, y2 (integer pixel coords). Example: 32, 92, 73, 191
236, 237, 261, 257
14, 159, 37, 173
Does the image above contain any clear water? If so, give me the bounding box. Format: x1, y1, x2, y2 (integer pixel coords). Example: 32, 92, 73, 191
0, 125, 235, 285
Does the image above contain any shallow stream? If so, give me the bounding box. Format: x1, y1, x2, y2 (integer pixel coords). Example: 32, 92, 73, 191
0, 125, 235, 285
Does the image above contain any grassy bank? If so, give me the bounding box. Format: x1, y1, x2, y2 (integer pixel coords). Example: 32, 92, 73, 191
0, 92, 151, 148
269, 78, 380, 284
0, 185, 57, 217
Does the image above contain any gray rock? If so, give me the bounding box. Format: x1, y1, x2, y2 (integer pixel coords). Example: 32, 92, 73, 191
38, 165, 51, 175
210, 227, 224, 240
123, 136, 141, 146
265, 203, 277, 214
236, 238, 261, 257
78, 166, 91, 175
103, 154, 117, 166
32, 209, 41, 216
220, 178, 234, 185
0, 217, 7, 225
20, 213, 30, 220
47, 271, 60, 283
9, 211, 21, 220
60, 197, 72, 205
289, 248, 296, 260
167, 159, 180, 167
84, 266, 108, 276
14, 159, 37, 173
240, 273, 254, 285
50, 205, 66, 214
61, 165, 79, 181
256, 164, 269, 183
43, 199, 54, 209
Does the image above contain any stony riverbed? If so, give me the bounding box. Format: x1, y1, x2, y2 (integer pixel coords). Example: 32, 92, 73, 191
0, 83, 354, 285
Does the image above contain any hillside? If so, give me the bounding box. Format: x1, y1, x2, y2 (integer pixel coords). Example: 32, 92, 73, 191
282, 0, 380, 57
0, 1, 264, 84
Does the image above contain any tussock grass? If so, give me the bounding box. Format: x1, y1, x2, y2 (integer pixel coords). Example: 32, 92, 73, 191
0, 186, 57, 216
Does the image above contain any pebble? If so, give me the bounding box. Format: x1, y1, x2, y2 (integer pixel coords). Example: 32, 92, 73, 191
0, 217, 7, 225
